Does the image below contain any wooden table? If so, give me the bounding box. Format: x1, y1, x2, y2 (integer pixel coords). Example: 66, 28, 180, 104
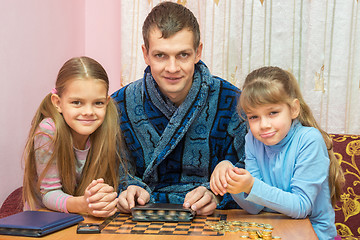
0, 210, 318, 240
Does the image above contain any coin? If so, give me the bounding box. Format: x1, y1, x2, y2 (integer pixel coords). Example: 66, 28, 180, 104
133, 210, 143, 216
157, 210, 165, 216
264, 224, 274, 230
168, 210, 177, 216
145, 210, 154, 216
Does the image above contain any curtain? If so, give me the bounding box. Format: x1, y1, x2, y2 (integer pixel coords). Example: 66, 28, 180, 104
120, 0, 360, 134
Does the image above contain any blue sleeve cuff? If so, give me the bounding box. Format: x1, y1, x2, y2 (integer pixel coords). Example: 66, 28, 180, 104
230, 179, 264, 214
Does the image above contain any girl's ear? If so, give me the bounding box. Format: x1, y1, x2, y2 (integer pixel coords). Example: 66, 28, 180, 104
51, 94, 62, 113
105, 95, 111, 106
291, 99, 300, 119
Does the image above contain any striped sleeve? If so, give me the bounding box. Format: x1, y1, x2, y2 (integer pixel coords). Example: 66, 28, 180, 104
34, 118, 71, 213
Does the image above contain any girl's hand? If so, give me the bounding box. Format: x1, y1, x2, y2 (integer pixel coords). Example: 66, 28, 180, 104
85, 178, 118, 217
225, 168, 254, 194
210, 161, 234, 196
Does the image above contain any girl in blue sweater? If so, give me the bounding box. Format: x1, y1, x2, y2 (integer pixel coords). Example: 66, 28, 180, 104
210, 66, 344, 240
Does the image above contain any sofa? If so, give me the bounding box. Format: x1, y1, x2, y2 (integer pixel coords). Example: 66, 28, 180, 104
332, 133, 360, 239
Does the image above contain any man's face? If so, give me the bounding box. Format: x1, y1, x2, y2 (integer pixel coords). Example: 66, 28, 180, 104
142, 27, 202, 106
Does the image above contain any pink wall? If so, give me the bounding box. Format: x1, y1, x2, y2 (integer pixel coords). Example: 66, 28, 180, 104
0, 0, 122, 206
85, 0, 122, 94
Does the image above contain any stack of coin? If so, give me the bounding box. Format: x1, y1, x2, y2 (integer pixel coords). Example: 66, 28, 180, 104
261, 229, 273, 239
204, 220, 281, 239
248, 229, 258, 238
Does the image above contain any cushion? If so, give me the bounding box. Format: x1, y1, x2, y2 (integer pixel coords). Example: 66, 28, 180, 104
331, 134, 360, 238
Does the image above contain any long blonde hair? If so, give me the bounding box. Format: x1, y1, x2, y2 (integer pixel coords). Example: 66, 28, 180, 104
239, 66, 344, 207
23, 56, 126, 209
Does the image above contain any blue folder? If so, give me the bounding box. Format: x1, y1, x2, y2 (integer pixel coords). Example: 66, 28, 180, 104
0, 211, 84, 237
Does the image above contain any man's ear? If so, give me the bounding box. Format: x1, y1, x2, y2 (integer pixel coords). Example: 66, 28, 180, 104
51, 94, 62, 113
142, 44, 150, 66
291, 99, 300, 119
195, 42, 203, 63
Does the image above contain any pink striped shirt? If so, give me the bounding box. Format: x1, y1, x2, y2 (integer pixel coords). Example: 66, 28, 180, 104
29, 118, 90, 213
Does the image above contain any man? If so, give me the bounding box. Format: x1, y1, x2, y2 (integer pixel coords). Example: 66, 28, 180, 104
112, 1, 246, 215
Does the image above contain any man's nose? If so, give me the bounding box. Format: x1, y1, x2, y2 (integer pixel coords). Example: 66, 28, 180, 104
165, 57, 180, 73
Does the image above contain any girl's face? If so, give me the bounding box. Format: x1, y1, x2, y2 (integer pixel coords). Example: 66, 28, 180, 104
52, 78, 109, 148
245, 101, 299, 146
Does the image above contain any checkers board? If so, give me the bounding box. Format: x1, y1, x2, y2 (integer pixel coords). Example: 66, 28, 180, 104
100, 212, 227, 236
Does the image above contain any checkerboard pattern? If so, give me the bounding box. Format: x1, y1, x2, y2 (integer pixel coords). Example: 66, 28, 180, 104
101, 213, 227, 236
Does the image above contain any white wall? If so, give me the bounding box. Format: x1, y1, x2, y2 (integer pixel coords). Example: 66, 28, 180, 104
0, 0, 122, 206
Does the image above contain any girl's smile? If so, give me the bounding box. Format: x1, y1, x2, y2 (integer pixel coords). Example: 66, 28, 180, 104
77, 119, 97, 126
259, 131, 276, 139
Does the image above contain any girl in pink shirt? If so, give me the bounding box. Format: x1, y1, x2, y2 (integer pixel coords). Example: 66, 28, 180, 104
23, 56, 126, 217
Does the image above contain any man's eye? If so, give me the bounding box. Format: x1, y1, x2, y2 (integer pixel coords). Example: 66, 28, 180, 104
72, 101, 81, 105
155, 53, 164, 58
179, 53, 189, 58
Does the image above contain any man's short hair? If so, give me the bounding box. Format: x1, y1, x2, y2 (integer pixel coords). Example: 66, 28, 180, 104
142, 1, 200, 51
